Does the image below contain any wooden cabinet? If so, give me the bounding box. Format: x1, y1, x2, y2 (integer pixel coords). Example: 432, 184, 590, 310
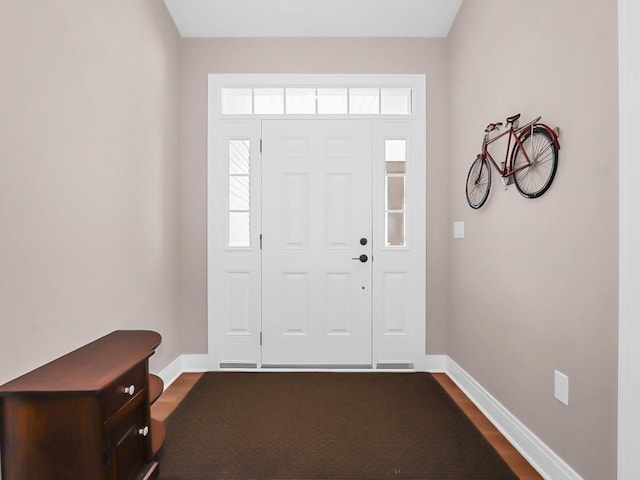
0, 330, 164, 480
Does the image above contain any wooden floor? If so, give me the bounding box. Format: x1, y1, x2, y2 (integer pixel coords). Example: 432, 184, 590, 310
151, 372, 542, 480
151, 372, 204, 423
432, 374, 542, 480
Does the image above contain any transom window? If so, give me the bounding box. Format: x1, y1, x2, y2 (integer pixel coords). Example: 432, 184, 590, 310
221, 87, 412, 115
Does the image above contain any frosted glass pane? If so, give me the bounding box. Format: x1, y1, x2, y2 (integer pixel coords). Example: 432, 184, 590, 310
229, 140, 250, 174
229, 176, 250, 211
317, 88, 348, 114
221, 89, 252, 114
349, 88, 379, 114
229, 212, 250, 247
386, 176, 405, 211
254, 88, 284, 114
381, 89, 412, 114
286, 88, 316, 114
385, 139, 406, 163
386, 212, 405, 247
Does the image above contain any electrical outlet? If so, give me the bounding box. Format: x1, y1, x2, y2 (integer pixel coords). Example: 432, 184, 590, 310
554, 370, 569, 406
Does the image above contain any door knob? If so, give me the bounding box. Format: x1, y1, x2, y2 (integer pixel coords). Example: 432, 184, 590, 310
352, 254, 368, 263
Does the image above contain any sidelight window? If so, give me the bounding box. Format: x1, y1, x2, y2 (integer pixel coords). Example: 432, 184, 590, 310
228, 139, 251, 247
385, 139, 407, 247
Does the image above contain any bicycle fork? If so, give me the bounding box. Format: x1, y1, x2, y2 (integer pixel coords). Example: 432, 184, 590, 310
474, 155, 485, 185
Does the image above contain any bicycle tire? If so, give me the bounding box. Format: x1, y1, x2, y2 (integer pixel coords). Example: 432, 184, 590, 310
466, 156, 491, 209
512, 126, 559, 198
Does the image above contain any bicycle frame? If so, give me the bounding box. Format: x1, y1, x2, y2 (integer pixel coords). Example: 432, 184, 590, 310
467, 113, 561, 208
480, 116, 541, 178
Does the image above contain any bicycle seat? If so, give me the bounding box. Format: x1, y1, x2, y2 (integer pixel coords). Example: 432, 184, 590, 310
506, 113, 521, 124
485, 122, 503, 132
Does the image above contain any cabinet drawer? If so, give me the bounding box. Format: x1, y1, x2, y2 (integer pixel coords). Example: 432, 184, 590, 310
100, 363, 146, 420
105, 403, 149, 480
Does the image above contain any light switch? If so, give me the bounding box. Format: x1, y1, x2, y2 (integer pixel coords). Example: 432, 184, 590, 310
453, 221, 464, 239
554, 370, 569, 406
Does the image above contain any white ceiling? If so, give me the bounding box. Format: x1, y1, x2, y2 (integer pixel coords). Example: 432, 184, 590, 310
163, 0, 463, 38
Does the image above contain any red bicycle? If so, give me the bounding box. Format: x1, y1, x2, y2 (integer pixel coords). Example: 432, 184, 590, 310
465, 113, 560, 209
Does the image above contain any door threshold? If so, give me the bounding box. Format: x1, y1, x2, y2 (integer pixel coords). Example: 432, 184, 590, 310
261, 364, 373, 369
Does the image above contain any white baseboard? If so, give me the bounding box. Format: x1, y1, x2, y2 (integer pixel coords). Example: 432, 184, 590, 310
444, 356, 583, 480
156, 354, 209, 388
159, 354, 446, 381
420, 354, 448, 372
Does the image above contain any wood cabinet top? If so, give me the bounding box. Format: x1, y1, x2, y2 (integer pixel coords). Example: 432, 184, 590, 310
0, 330, 161, 395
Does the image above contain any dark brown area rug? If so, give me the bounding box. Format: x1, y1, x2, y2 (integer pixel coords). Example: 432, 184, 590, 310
158, 372, 517, 480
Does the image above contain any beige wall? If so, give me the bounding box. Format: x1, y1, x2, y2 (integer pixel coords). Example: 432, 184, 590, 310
178, 38, 451, 355
0, 3, 621, 477
447, 1, 618, 478
0, 0, 181, 383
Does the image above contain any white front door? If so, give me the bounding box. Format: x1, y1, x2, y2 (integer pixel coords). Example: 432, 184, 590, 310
261, 120, 373, 366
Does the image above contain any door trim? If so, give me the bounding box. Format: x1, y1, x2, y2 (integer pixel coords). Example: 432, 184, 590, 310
207, 74, 427, 370
618, 1, 640, 477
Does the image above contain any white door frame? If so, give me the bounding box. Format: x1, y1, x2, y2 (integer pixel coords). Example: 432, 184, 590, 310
618, 0, 640, 477
207, 74, 427, 371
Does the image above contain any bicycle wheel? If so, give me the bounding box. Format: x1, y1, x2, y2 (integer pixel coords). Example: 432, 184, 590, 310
466, 156, 491, 209
512, 126, 559, 198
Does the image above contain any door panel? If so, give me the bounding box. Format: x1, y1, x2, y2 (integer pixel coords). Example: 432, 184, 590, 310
261, 120, 373, 366
372, 119, 426, 368
209, 121, 262, 366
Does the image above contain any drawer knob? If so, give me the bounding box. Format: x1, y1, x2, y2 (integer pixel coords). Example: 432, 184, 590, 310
124, 385, 135, 396
138, 426, 149, 437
